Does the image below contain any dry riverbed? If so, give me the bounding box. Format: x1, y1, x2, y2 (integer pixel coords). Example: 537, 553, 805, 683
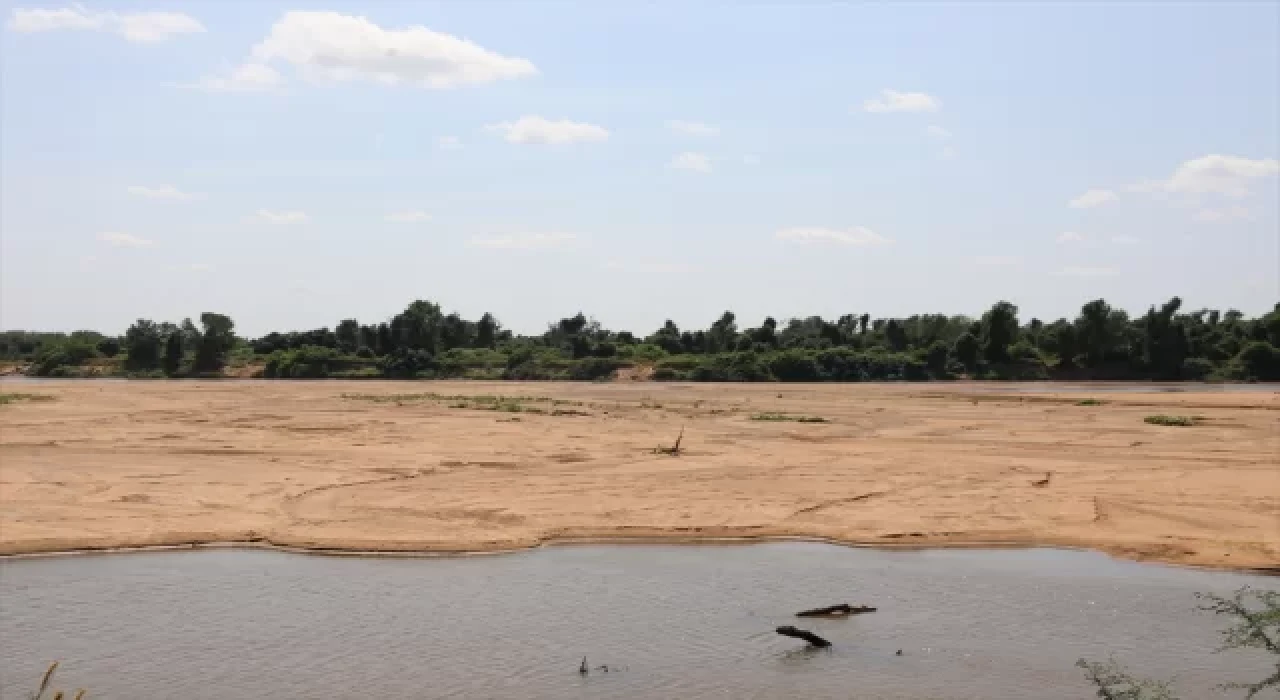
1, 381, 1277, 570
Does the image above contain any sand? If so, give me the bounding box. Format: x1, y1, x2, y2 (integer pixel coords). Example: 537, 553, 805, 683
1, 380, 1277, 570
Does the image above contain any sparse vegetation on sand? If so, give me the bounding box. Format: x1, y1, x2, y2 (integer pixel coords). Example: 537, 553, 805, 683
750, 413, 828, 423
0, 392, 53, 405
1076, 398, 1106, 406
341, 391, 587, 416
1144, 414, 1198, 427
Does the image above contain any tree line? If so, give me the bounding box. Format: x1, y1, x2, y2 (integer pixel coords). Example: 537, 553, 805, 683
4, 297, 1279, 381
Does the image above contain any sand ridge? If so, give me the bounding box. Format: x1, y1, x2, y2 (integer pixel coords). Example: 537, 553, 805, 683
1, 381, 1277, 570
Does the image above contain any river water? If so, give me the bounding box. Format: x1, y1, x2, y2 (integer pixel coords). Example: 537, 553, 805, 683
1, 544, 1274, 699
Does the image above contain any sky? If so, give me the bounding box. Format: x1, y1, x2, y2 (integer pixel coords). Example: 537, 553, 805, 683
2, 1, 1277, 337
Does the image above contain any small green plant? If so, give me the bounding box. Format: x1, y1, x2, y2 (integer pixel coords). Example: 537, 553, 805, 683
1076, 398, 1106, 406
750, 412, 828, 423
0, 393, 54, 406
1144, 415, 1197, 427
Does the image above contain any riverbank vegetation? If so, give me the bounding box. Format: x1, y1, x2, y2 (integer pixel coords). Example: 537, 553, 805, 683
4, 297, 1279, 381
1079, 587, 1278, 699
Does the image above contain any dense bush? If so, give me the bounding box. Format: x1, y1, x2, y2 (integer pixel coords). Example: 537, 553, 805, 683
264, 346, 347, 378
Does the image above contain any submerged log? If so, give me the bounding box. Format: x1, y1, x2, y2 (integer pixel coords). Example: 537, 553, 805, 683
795, 603, 876, 618
775, 625, 831, 648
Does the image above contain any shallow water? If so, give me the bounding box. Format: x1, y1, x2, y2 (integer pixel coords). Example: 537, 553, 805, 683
1, 544, 1274, 700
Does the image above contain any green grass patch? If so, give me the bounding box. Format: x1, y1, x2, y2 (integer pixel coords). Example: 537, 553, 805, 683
1075, 398, 1106, 406
0, 393, 54, 406
1144, 414, 1198, 427
750, 412, 828, 423
344, 392, 587, 415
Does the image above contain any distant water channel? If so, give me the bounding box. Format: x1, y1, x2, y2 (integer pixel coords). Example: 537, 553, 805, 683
1, 544, 1274, 699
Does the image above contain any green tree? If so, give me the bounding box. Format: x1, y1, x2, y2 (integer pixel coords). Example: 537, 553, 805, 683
162, 331, 185, 376
953, 332, 980, 372
1236, 341, 1280, 381
925, 340, 950, 376
476, 312, 499, 349
124, 320, 163, 371
980, 301, 1019, 364
192, 313, 235, 373
335, 319, 360, 353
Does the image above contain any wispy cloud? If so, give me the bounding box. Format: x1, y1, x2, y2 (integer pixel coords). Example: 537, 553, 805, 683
742, 154, 760, 166
127, 184, 198, 201
189, 263, 214, 272
1056, 266, 1118, 277
862, 89, 940, 113
194, 11, 534, 93
1111, 234, 1139, 245
385, 210, 430, 223
486, 115, 608, 145
776, 226, 892, 246
1056, 231, 1085, 243
1069, 189, 1117, 209
666, 120, 719, 136
437, 135, 462, 150
98, 232, 153, 248
925, 125, 951, 139
1196, 205, 1251, 222
8, 6, 204, 42
668, 152, 711, 173
469, 232, 578, 250
257, 209, 308, 224
1137, 155, 1279, 198
191, 62, 282, 92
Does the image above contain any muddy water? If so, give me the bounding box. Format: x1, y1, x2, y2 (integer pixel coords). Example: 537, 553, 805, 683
0, 544, 1273, 699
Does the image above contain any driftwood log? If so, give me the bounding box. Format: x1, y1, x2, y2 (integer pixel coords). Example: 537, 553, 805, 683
775, 625, 831, 648
795, 603, 876, 618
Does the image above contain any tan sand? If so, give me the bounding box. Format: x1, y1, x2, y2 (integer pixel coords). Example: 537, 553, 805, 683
1, 381, 1277, 570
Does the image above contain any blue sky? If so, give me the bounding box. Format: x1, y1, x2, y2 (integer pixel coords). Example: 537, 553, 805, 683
2, 1, 1277, 337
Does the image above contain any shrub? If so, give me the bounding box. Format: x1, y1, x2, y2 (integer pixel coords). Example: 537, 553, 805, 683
1144, 414, 1197, 427
566, 357, 626, 380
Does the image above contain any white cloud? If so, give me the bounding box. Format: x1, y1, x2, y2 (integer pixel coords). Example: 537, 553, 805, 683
1056, 266, 1118, 277
1196, 205, 1251, 222
189, 263, 213, 272
257, 210, 308, 224
116, 11, 204, 42
437, 135, 462, 150
1056, 231, 1085, 243
127, 184, 197, 201
742, 154, 760, 165
940, 146, 957, 160
1069, 189, 1118, 208
925, 125, 951, 139
385, 210, 430, 223
228, 11, 535, 90
862, 89, 940, 113
666, 120, 719, 136
193, 62, 282, 92
1111, 234, 1139, 245
98, 232, 152, 247
1145, 155, 1279, 198
668, 152, 711, 172
486, 115, 608, 145
971, 255, 1021, 266
8, 6, 204, 42
469, 232, 577, 250
776, 226, 892, 247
